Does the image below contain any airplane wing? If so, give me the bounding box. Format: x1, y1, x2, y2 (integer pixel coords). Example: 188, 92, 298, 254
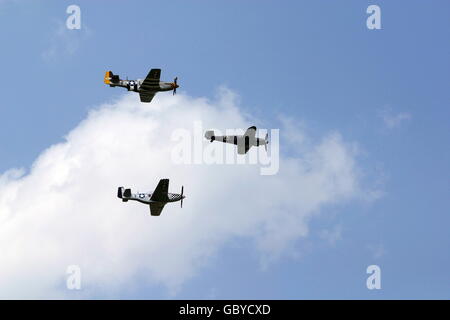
140, 68, 161, 91
150, 179, 169, 202
220, 127, 256, 145
213, 135, 250, 154
237, 138, 251, 154
244, 126, 257, 139
149, 202, 165, 216
235, 126, 257, 154
139, 92, 156, 103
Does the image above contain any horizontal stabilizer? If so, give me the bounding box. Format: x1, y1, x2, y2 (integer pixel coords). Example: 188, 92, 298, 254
205, 130, 215, 142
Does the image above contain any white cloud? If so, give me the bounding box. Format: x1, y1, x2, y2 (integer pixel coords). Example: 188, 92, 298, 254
42, 20, 91, 61
379, 107, 412, 129
0, 88, 371, 298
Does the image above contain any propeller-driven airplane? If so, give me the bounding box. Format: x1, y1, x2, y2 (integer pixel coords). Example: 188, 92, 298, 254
104, 69, 179, 103
204, 126, 269, 154
117, 179, 185, 216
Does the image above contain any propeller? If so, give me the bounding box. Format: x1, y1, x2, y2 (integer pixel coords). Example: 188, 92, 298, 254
264, 133, 269, 152
173, 77, 178, 95
180, 185, 184, 208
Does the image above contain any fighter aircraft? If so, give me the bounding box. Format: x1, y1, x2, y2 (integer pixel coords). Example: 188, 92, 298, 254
117, 179, 185, 216
204, 126, 269, 154
104, 69, 179, 103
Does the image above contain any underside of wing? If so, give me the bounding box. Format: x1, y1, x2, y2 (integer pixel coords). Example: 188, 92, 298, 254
149, 202, 165, 216
236, 126, 256, 154
150, 179, 169, 201
139, 92, 155, 103
237, 139, 251, 154
140, 68, 161, 92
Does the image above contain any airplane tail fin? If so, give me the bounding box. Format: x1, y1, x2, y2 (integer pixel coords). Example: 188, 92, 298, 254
104, 71, 120, 86
205, 130, 215, 142
117, 187, 130, 202
104, 71, 112, 84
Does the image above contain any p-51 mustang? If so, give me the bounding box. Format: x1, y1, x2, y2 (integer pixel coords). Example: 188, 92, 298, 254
104, 69, 179, 103
117, 179, 185, 216
204, 126, 269, 154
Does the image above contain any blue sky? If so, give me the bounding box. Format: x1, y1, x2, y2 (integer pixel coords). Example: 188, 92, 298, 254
0, 0, 449, 299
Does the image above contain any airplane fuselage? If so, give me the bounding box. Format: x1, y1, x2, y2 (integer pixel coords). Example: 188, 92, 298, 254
110, 79, 176, 93
209, 135, 268, 153
118, 179, 184, 215
204, 126, 269, 154
124, 192, 184, 205
211, 135, 268, 147
105, 69, 178, 103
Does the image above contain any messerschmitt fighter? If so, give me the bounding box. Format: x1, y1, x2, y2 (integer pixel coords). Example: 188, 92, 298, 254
104, 69, 179, 103
117, 179, 185, 216
204, 126, 269, 154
